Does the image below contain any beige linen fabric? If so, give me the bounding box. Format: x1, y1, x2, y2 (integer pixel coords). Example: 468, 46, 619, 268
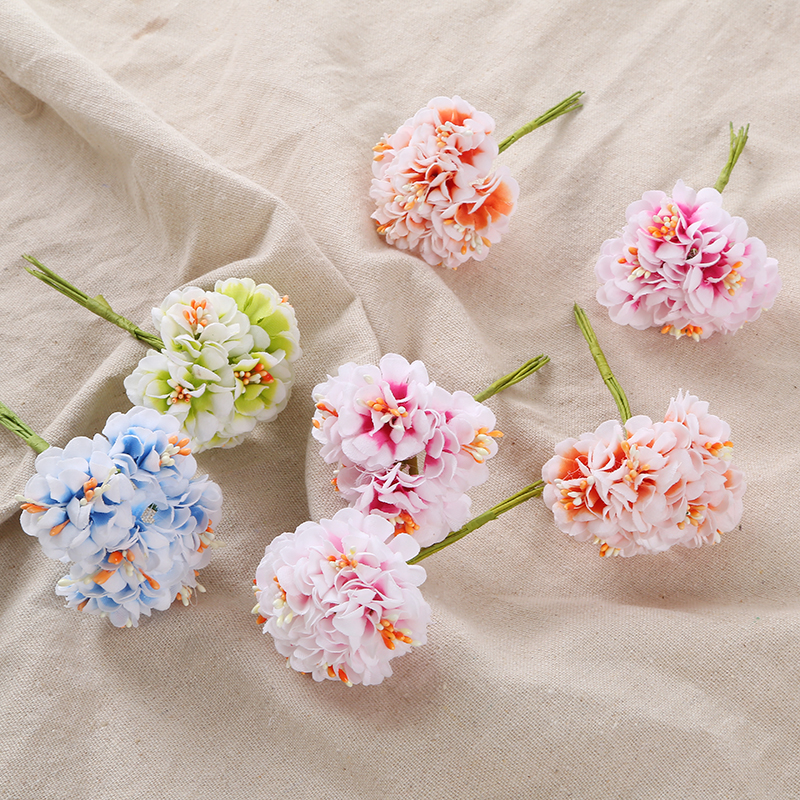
1, 1, 798, 797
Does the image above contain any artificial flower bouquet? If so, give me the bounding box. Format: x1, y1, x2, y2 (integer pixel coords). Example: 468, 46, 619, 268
24, 257, 302, 450
3, 402, 222, 627
310, 353, 549, 546
371, 92, 583, 269
542, 306, 746, 557
595, 125, 781, 341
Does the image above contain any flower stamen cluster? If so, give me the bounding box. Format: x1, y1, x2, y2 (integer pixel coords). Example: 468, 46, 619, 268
125, 278, 301, 451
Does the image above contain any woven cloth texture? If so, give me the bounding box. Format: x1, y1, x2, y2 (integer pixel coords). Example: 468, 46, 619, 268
1, 1, 798, 798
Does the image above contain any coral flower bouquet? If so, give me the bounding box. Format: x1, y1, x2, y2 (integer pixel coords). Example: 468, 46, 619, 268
252, 352, 552, 686
595, 124, 781, 341
371, 91, 583, 269
542, 306, 746, 558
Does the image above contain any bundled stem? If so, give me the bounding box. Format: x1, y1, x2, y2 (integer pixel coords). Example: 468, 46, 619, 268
22, 255, 164, 351
573, 304, 632, 423
0, 400, 49, 454
713, 123, 749, 194
498, 91, 584, 154
408, 481, 544, 563
474, 354, 550, 403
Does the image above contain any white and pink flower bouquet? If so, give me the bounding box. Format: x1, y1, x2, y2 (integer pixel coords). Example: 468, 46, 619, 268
252, 352, 551, 685
542, 306, 746, 557
311, 353, 523, 547
253, 508, 430, 687
595, 125, 781, 341
371, 92, 583, 269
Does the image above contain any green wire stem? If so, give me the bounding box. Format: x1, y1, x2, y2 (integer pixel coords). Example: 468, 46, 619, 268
573, 304, 631, 423
713, 123, 749, 194
498, 91, 584, 154
409, 481, 544, 563
23, 255, 164, 351
0, 400, 49, 454
474, 354, 550, 403
405, 354, 549, 563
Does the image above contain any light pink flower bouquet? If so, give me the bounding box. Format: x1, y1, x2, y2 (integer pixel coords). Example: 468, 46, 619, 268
253, 352, 551, 685
253, 509, 430, 687
371, 92, 583, 269
542, 306, 745, 557
595, 125, 781, 341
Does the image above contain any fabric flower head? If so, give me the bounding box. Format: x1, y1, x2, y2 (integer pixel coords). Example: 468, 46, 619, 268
371, 96, 518, 270
543, 391, 745, 556
253, 508, 430, 686
125, 278, 301, 451
18, 406, 222, 627
312, 354, 436, 470
335, 461, 472, 547
595, 125, 780, 340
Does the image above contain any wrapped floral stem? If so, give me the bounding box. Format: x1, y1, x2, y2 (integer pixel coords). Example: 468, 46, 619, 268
573, 304, 631, 422
473, 354, 550, 403
408, 480, 545, 563
23, 255, 164, 351
497, 91, 584, 154
0, 399, 49, 454
714, 123, 749, 193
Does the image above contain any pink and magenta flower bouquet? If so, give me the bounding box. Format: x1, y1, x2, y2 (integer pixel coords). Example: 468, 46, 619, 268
311, 352, 529, 547
595, 125, 780, 341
